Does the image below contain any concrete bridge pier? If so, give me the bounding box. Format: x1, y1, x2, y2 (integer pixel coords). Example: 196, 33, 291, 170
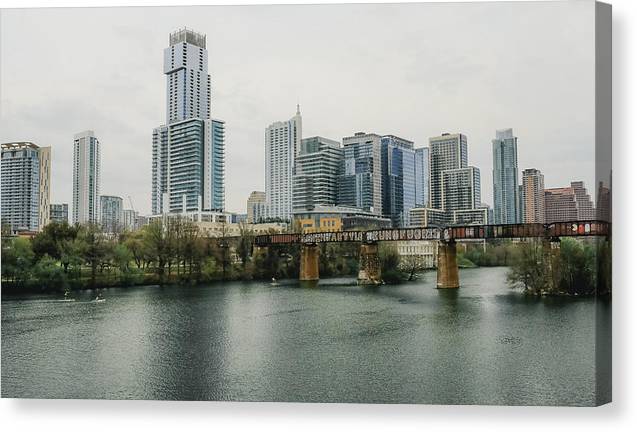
437, 240, 459, 289
358, 242, 382, 285
299, 243, 320, 286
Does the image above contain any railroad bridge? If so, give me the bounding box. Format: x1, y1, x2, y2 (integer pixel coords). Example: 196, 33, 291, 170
252, 221, 609, 288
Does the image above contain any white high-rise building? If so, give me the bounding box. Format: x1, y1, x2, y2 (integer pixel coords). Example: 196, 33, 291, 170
72, 130, 101, 224
265, 106, 302, 221
152, 28, 225, 215
164, 28, 210, 124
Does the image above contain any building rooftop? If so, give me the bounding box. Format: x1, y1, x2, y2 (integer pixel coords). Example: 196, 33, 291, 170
1, 142, 40, 151
169, 28, 206, 49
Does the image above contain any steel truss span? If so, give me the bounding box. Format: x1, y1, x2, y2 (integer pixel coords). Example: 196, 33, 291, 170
253, 221, 610, 246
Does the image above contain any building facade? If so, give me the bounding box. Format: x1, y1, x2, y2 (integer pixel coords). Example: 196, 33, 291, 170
415, 147, 429, 208
337, 132, 383, 215
122, 209, 138, 231
544, 181, 595, 223
293, 205, 391, 233
152, 29, 225, 215
50, 203, 69, 224
293, 136, 342, 212
492, 128, 519, 224
1, 142, 51, 232
265, 106, 302, 221
100, 195, 124, 233
247, 191, 267, 223
73, 130, 101, 224
381, 135, 417, 227
429, 133, 468, 210
521, 168, 545, 223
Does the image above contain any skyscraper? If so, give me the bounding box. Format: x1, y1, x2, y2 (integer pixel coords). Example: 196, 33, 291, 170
100, 195, 123, 233
415, 147, 429, 208
492, 128, 519, 224
73, 130, 100, 224
381, 135, 417, 227
265, 106, 302, 221
1, 142, 51, 232
152, 28, 225, 215
521, 168, 545, 223
441, 166, 481, 212
293, 136, 342, 211
164, 28, 210, 124
337, 132, 383, 215
429, 133, 467, 210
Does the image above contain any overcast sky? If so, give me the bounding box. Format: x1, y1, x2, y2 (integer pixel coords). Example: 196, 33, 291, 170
0, 1, 596, 214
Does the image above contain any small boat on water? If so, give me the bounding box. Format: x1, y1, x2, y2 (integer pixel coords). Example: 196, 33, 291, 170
270, 277, 279, 286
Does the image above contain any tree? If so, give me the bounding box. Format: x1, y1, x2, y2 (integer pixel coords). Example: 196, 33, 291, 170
507, 239, 549, 295
1, 237, 34, 287
32, 221, 78, 263
236, 222, 254, 271
142, 219, 171, 284
379, 243, 403, 284
76, 223, 108, 288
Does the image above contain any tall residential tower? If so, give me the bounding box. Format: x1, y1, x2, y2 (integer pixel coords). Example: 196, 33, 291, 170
264, 106, 302, 221
152, 28, 225, 215
72, 131, 100, 224
1, 142, 51, 232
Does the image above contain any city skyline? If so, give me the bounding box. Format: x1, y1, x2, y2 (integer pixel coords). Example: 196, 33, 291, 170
0, 2, 598, 214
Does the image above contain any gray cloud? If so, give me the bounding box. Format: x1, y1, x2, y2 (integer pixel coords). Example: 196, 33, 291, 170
0, 2, 596, 214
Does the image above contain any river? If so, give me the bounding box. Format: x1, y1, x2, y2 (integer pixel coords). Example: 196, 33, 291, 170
1, 267, 611, 405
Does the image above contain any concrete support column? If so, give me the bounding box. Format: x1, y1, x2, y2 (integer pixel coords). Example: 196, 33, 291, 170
437, 240, 459, 289
358, 242, 382, 285
299, 243, 320, 285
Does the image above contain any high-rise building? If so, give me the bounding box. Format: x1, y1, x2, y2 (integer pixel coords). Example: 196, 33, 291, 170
429, 133, 467, 210
415, 147, 429, 208
50, 203, 69, 224
492, 128, 519, 224
265, 107, 302, 221
100, 195, 123, 233
293, 136, 342, 211
337, 132, 383, 215
545, 181, 595, 223
521, 168, 545, 223
246, 191, 266, 223
122, 209, 138, 231
1, 142, 51, 232
73, 130, 101, 225
381, 135, 417, 227
152, 29, 225, 215
164, 28, 210, 124
596, 182, 611, 222
441, 166, 481, 212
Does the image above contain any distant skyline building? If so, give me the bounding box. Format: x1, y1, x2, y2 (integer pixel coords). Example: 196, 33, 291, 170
1, 142, 51, 232
337, 132, 383, 215
293, 136, 342, 212
246, 191, 266, 223
428, 133, 467, 211
415, 147, 429, 208
100, 195, 123, 233
381, 135, 417, 227
492, 128, 519, 224
50, 203, 69, 224
152, 28, 225, 215
122, 208, 138, 231
544, 181, 595, 223
441, 166, 481, 213
72, 130, 100, 224
521, 168, 545, 223
265, 106, 302, 221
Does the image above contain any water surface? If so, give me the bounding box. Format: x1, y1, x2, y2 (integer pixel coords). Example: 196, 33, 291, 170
1, 267, 610, 405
